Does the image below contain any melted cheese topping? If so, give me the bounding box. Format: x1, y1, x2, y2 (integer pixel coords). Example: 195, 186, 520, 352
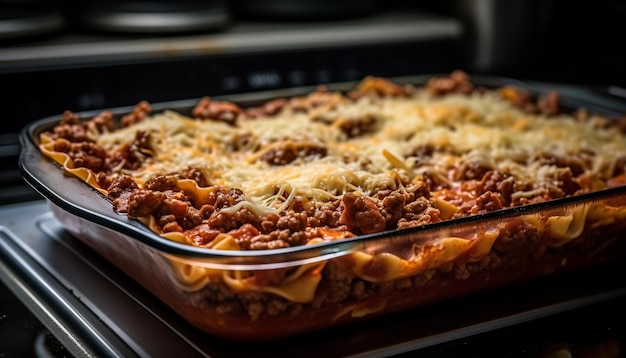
95, 93, 625, 209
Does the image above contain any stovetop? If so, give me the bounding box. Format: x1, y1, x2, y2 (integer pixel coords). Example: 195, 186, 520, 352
1, 200, 626, 357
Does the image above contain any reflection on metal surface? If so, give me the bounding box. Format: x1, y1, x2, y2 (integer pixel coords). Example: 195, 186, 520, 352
0, 11, 462, 71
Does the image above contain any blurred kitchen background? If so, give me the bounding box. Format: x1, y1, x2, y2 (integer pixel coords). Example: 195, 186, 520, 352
1, 0, 626, 356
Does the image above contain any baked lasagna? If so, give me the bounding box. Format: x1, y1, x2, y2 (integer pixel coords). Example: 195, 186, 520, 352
38, 71, 626, 340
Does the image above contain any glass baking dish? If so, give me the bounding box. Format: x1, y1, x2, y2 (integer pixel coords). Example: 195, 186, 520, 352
18, 74, 626, 341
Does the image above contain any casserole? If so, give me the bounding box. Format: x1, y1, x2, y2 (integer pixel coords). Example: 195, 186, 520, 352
19, 71, 626, 341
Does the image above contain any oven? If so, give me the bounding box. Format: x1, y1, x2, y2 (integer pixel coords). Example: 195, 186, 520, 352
2, 1, 626, 357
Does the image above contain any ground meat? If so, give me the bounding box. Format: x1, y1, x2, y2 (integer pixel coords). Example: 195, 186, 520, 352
111, 130, 153, 171
51, 138, 71, 153
160, 214, 183, 233
499, 87, 560, 116
492, 219, 541, 255
96, 172, 112, 189
260, 213, 279, 233
498, 86, 536, 113
192, 96, 243, 125
377, 190, 407, 229
258, 141, 327, 166
421, 170, 452, 191
207, 212, 238, 232
230, 207, 260, 228
610, 156, 626, 177
454, 160, 493, 181
534, 153, 586, 177
126, 190, 167, 218
229, 223, 261, 246
288, 87, 342, 113
59, 109, 81, 126
87, 110, 116, 134
228, 209, 311, 250
245, 98, 288, 118
347, 76, 409, 99
475, 170, 515, 206
176, 189, 245, 232
537, 91, 560, 116
425, 70, 473, 96
313, 260, 355, 307
111, 174, 200, 228
107, 174, 139, 213
550, 167, 581, 196
411, 142, 454, 159
615, 116, 626, 134
397, 197, 441, 229
138, 189, 202, 231
172, 167, 212, 187
340, 193, 386, 235
276, 211, 308, 232
69, 142, 107, 172
212, 188, 245, 209
163, 196, 195, 228
186, 223, 222, 246
474, 191, 504, 213
455, 191, 503, 216
248, 231, 291, 250
107, 174, 138, 199
121, 100, 152, 127
144, 175, 178, 192
54, 109, 115, 143
334, 114, 377, 138
52, 111, 89, 142
309, 200, 342, 228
